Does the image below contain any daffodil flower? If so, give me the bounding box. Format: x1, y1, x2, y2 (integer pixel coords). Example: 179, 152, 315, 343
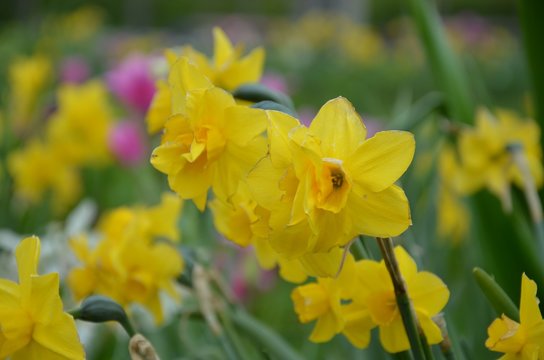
486, 273, 544, 359
0, 236, 84, 359
248, 97, 414, 270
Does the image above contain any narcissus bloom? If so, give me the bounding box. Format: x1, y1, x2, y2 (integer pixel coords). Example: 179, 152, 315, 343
180, 27, 265, 91
7, 139, 81, 212
292, 278, 344, 342
346, 246, 449, 353
458, 108, 543, 202
68, 193, 184, 324
248, 97, 413, 269
486, 273, 544, 359
151, 85, 267, 210
0, 236, 84, 359
47, 80, 114, 165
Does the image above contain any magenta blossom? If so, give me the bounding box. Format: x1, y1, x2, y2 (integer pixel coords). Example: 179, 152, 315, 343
108, 120, 147, 167
106, 55, 156, 113
60, 56, 90, 84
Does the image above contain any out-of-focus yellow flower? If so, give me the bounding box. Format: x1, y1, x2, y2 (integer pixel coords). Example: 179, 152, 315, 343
7, 139, 81, 212
180, 27, 265, 91
0, 236, 84, 359
47, 80, 114, 166
486, 273, 544, 359
8, 55, 51, 132
248, 97, 413, 270
345, 246, 449, 352
339, 22, 385, 65
151, 84, 267, 210
458, 108, 543, 203
437, 145, 470, 243
68, 194, 184, 324
56, 6, 104, 41
292, 277, 344, 342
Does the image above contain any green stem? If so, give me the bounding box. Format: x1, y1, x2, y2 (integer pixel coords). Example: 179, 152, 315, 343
230, 308, 304, 360
433, 314, 456, 360
473, 267, 519, 322
407, 0, 474, 123
376, 238, 429, 360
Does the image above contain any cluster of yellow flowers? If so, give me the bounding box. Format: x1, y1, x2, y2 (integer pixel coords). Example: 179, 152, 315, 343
438, 108, 543, 241
146, 27, 452, 354
0, 236, 84, 359
486, 273, 544, 358
292, 247, 449, 353
8, 81, 115, 212
68, 192, 184, 324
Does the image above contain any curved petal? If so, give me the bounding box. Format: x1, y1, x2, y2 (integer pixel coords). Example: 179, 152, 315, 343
224, 106, 267, 146
309, 97, 367, 159
348, 184, 412, 238
16, 236, 40, 282
213, 27, 234, 68
298, 247, 343, 278
266, 110, 300, 167
341, 305, 374, 349
309, 311, 344, 343
348, 131, 415, 193
417, 310, 443, 345
379, 317, 410, 353
520, 273, 542, 327
219, 47, 265, 90
33, 312, 84, 360
28, 274, 62, 323
410, 271, 449, 316
393, 246, 418, 282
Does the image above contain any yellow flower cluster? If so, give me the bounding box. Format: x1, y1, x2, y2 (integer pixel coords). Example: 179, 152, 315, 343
146, 27, 264, 134
0, 236, 84, 359
292, 246, 449, 353
486, 273, 544, 359
68, 192, 184, 324
437, 108, 543, 241
8, 80, 115, 212
148, 28, 414, 284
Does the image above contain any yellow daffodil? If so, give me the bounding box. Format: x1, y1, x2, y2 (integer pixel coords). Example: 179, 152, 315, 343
8, 55, 51, 132
0, 236, 84, 359
68, 195, 184, 324
46, 80, 114, 166
345, 246, 449, 353
248, 97, 414, 269
146, 79, 171, 134
150, 84, 267, 210
458, 108, 543, 202
180, 27, 264, 91
292, 277, 344, 342
7, 139, 81, 212
486, 273, 544, 359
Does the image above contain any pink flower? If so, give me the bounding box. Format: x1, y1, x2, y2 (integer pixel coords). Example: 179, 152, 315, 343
106, 55, 156, 113
60, 56, 90, 84
108, 120, 147, 167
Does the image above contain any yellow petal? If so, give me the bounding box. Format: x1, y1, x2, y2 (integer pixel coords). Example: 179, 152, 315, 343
168, 160, 212, 200
309, 97, 367, 158
16, 236, 40, 293
298, 247, 343, 278
393, 246, 418, 281
219, 47, 265, 90
417, 310, 443, 345
347, 184, 411, 238
224, 106, 267, 146
185, 87, 235, 129
253, 236, 277, 270
347, 131, 415, 193
341, 305, 374, 348
266, 110, 300, 167
486, 315, 524, 353
520, 273, 542, 327
146, 80, 171, 134
379, 317, 410, 353
33, 312, 84, 359
409, 271, 449, 315
168, 58, 212, 115
246, 157, 284, 209
213, 27, 234, 68
27, 274, 63, 323
277, 257, 308, 283
309, 311, 344, 343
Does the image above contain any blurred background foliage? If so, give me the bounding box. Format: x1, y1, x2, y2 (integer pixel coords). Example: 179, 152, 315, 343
0, 0, 540, 359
